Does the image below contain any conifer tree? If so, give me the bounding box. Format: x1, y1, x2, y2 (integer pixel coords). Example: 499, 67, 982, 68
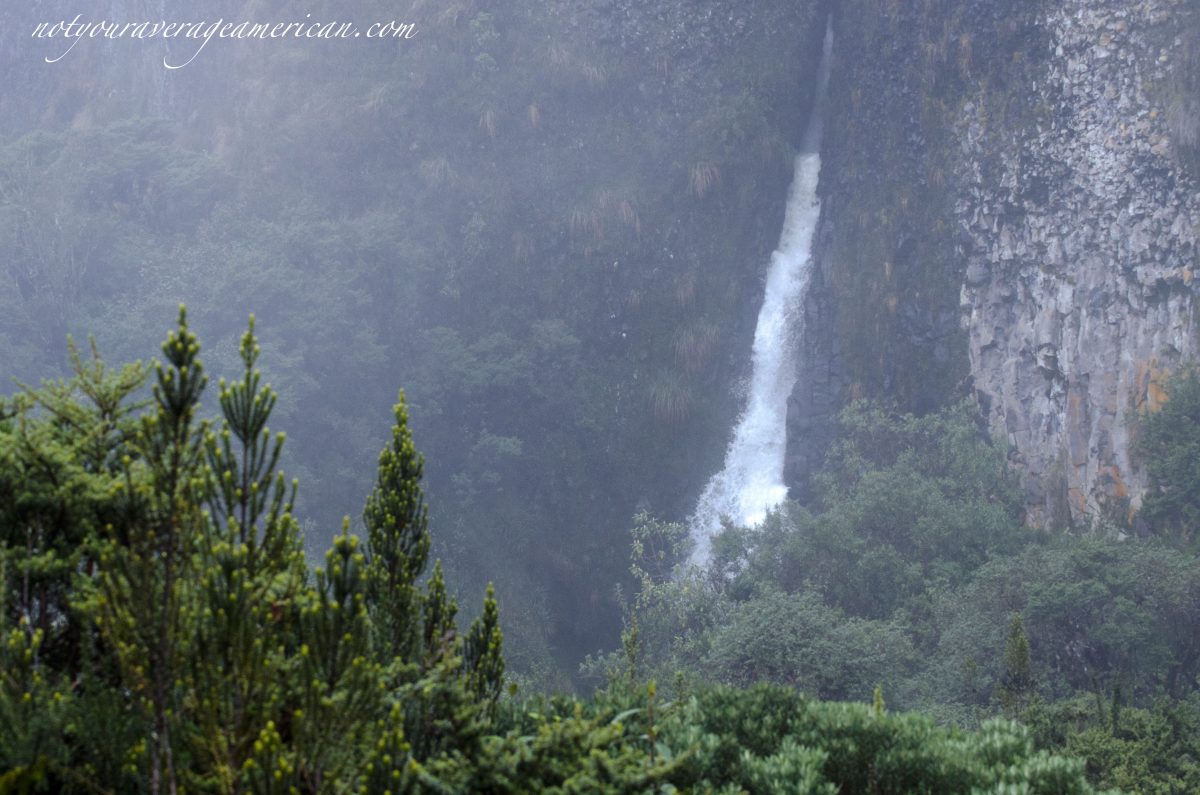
422, 559, 458, 664
0, 339, 146, 791
189, 317, 305, 793
359, 702, 421, 794
1, 338, 144, 674
1001, 613, 1033, 718
363, 393, 430, 665
463, 584, 505, 713
277, 532, 383, 792
0, 311, 1109, 795
92, 306, 208, 795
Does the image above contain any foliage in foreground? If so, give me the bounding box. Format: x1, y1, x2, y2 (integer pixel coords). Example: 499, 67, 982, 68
0, 314, 1103, 792
0, 311, 503, 794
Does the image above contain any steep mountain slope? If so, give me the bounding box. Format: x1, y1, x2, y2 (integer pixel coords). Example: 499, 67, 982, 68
0, 0, 825, 682
6, 0, 1195, 679
794, 0, 1199, 528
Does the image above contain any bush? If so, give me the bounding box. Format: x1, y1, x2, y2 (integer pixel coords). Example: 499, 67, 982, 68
1135, 366, 1200, 544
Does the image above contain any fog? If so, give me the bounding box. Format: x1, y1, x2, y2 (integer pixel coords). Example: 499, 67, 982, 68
3, 4, 1200, 789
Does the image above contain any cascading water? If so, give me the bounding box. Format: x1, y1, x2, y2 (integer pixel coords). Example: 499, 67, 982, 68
689, 21, 832, 565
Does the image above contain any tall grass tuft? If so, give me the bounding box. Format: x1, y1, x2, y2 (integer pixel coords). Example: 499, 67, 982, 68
419, 155, 454, 188
478, 108, 497, 141
649, 371, 694, 424
672, 321, 720, 374
674, 271, 697, 308
689, 162, 721, 199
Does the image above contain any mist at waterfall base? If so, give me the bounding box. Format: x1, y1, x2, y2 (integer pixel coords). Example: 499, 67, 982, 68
689, 26, 832, 566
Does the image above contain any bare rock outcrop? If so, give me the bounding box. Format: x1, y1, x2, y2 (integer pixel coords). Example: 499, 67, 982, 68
957, 0, 1199, 526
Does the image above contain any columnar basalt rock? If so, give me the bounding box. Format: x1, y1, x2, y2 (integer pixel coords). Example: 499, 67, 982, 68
957, 0, 1199, 527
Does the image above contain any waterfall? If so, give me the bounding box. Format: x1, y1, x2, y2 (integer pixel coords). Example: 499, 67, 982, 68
689, 22, 832, 565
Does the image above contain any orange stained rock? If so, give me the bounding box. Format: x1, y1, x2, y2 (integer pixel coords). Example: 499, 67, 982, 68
1134, 358, 1171, 414
1100, 465, 1128, 500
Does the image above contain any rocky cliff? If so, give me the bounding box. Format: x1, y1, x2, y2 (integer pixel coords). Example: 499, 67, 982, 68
958, 0, 1199, 527
795, 0, 1200, 528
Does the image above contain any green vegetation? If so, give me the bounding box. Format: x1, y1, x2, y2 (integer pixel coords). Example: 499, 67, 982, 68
4, 6, 1199, 792
0, 1, 827, 687
604, 399, 1200, 793
1135, 366, 1200, 544
1, 314, 1106, 793
0, 311, 504, 793
822, 0, 1050, 412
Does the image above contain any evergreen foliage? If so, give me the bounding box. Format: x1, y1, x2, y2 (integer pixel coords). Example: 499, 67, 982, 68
1000, 614, 1033, 718
90, 305, 209, 794
463, 583, 506, 712
0, 2, 825, 687
0, 315, 1103, 793
364, 393, 431, 664
0, 314, 501, 793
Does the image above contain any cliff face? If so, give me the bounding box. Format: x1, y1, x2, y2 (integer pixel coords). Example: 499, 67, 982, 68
958, 0, 1199, 526
797, 0, 1200, 527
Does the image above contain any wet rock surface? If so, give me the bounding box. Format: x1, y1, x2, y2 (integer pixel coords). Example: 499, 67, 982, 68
957, 0, 1199, 525
791, 0, 1198, 527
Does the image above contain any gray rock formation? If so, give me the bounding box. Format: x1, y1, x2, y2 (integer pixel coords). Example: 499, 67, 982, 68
956, 0, 1199, 526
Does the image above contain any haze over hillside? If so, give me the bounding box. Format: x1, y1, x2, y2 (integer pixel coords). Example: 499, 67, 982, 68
2, 2, 1200, 791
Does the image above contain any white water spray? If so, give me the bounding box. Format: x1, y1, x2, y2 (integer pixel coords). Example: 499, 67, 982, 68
689, 22, 832, 565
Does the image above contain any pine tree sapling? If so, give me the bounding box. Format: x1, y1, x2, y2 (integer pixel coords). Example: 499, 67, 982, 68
364, 393, 431, 664
93, 306, 209, 795
422, 559, 458, 665
464, 583, 505, 712
189, 316, 306, 793
1001, 613, 1033, 717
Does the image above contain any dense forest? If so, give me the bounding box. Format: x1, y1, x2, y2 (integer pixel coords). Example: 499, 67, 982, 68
0, 313, 1148, 792
3, 0, 1200, 791
0, 0, 825, 684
